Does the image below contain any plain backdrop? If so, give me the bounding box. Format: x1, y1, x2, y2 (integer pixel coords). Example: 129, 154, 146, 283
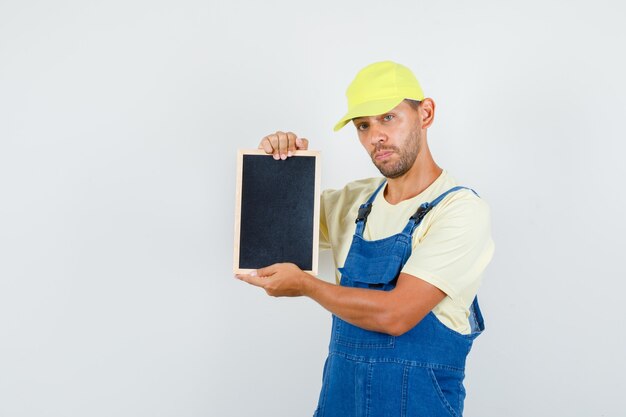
1, 1, 625, 416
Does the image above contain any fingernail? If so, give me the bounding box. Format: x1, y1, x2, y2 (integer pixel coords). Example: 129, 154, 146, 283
273, 154, 279, 160
280, 154, 286, 160
287, 151, 293, 157
250, 270, 257, 277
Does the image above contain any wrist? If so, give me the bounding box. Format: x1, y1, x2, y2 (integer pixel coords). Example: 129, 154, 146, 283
300, 271, 318, 297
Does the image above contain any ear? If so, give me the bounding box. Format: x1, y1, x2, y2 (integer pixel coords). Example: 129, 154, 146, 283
419, 98, 436, 129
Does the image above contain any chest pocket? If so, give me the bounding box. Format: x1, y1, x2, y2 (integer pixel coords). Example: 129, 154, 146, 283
338, 233, 412, 291
332, 234, 412, 349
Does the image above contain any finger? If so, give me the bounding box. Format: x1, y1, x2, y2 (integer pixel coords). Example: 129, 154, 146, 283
259, 136, 274, 154
266, 133, 280, 160
256, 264, 279, 277
236, 271, 266, 288
276, 131, 289, 160
286, 132, 297, 157
296, 137, 309, 150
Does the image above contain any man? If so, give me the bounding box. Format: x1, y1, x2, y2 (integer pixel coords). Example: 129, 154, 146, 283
236, 61, 494, 417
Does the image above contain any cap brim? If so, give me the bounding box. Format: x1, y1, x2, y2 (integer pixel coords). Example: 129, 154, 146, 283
333, 97, 405, 132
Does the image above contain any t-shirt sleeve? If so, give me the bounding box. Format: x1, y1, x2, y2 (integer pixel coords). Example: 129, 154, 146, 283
401, 193, 495, 303
319, 190, 332, 250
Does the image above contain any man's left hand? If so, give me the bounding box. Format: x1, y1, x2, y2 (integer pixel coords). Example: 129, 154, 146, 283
236, 263, 310, 297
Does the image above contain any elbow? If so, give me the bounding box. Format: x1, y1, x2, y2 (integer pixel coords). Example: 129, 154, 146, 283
380, 312, 414, 337
386, 322, 412, 337
375, 292, 429, 337
379, 304, 430, 336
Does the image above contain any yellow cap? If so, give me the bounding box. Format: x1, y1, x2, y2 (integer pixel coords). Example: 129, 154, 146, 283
333, 61, 425, 132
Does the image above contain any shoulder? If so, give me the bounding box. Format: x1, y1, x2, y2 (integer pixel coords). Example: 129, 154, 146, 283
428, 172, 490, 217
434, 187, 490, 217
423, 185, 492, 242
320, 177, 384, 226
322, 177, 383, 206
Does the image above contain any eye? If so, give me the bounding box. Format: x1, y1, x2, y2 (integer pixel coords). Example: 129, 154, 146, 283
383, 114, 394, 121
357, 123, 369, 131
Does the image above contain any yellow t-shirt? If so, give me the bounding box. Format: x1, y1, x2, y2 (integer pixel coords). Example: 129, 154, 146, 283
319, 170, 495, 335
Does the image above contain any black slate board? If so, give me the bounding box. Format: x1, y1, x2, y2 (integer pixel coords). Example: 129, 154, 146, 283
234, 150, 320, 274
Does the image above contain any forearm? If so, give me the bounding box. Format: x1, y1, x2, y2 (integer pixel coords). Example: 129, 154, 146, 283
237, 263, 441, 336
302, 274, 398, 335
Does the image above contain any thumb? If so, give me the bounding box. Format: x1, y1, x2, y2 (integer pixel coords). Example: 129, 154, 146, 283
256, 264, 279, 277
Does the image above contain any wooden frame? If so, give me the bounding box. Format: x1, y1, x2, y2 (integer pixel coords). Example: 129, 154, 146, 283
233, 149, 321, 275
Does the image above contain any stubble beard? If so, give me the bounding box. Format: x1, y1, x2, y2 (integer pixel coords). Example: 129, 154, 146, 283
370, 129, 421, 179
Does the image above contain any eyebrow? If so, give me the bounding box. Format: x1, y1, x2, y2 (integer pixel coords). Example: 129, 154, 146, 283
353, 112, 395, 123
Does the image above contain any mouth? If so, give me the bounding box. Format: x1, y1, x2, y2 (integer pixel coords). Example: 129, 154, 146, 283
374, 150, 394, 161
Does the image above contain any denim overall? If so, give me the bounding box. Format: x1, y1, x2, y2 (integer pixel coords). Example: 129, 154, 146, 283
314, 181, 485, 417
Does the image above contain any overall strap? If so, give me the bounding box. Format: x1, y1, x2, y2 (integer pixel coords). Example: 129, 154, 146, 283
354, 179, 387, 236
403, 186, 479, 235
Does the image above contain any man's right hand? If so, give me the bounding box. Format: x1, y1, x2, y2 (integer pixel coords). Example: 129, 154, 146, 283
258, 131, 309, 160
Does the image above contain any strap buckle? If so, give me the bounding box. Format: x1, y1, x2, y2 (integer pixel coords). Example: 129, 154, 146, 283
355, 204, 372, 223
410, 202, 431, 222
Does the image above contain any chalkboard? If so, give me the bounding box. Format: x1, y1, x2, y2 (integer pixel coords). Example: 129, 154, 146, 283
233, 149, 321, 275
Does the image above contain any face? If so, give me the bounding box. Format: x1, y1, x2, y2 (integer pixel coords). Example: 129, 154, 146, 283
352, 100, 423, 179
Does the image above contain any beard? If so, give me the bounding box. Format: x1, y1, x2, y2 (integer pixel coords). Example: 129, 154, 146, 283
370, 129, 421, 179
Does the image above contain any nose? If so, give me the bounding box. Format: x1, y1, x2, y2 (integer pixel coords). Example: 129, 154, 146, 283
368, 123, 387, 146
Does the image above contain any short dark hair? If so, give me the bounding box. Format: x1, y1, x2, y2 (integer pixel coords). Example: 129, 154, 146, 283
404, 99, 421, 111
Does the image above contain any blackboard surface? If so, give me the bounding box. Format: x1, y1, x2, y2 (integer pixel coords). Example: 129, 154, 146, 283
234, 150, 320, 274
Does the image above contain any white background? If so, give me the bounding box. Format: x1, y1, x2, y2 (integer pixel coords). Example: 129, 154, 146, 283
1, 1, 625, 416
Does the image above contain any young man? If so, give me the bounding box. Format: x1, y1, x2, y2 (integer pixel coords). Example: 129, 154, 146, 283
237, 61, 494, 417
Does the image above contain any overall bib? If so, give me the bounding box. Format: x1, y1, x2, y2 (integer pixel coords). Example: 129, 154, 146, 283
314, 181, 485, 417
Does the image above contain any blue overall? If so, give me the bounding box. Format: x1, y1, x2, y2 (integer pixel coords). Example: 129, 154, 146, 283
314, 181, 485, 417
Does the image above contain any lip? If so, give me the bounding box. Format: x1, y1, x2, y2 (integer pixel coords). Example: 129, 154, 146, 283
374, 150, 394, 160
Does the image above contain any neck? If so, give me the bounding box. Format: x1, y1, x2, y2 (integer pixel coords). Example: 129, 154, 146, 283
383, 147, 442, 205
